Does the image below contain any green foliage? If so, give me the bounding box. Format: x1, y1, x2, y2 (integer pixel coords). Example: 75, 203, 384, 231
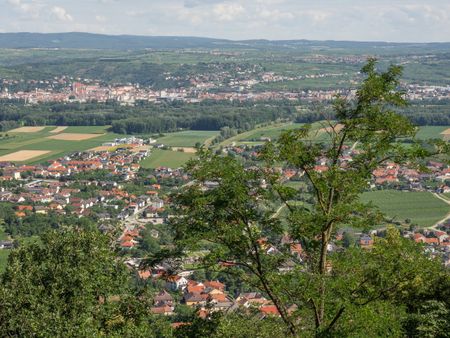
0, 228, 171, 337
174, 311, 286, 338
167, 60, 450, 336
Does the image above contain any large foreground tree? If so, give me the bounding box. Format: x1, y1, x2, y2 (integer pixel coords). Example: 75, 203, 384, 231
168, 60, 450, 336
0, 229, 172, 337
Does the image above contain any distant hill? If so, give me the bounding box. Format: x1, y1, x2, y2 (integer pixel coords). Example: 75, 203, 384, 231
0, 32, 228, 50
1, 32, 450, 51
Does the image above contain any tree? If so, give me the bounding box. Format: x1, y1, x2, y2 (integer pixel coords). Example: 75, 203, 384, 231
342, 231, 356, 248
166, 60, 450, 336
0, 228, 171, 337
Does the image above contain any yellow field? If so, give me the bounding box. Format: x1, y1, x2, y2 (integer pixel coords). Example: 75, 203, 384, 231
49, 126, 68, 133
172, 147, 197, 153
10, 127, 46, 133
47, 133, 103, 141
0, 150, 51, 162
318, 124, 344, 134
130, 145, 151, 153
89, 145, 114, 152
89, 144, 136, 152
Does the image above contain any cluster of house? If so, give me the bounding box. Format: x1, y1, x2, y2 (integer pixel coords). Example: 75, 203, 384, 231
142, 273, 287, 319
0, 177, 165, 220
225, 142, 450, 193
0, 146, 164, 219
348, 226, 450, 267
372, 161, 450, 191
406, 84, 450, 101
411, 227, 450, 267
0, 148, 148, 181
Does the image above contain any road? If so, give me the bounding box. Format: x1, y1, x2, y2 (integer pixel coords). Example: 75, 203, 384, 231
430, 193, 450, 229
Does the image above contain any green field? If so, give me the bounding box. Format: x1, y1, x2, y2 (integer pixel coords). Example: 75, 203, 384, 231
217, 122, 302, 147
0, 126, 121, 164
157, 130, 219, 147
64, 125, 112, 134
415, 126, 450, 140
361, 190, 450, 227
140, 149, 195, 169
219, 121, 338, 148
241, 123, 305, 141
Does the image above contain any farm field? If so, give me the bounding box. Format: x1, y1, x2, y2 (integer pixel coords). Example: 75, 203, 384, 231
415, 126, 450, 140
64, 126, 112, 134
140, 149, 195, 169
217, 122, 302, 147
219, 121, 337, 148
240, 123, 305, 141
47, 133, 103, 141
0, 126, 121, 164
9, 126, 46, 133
361, 190, 450, 227
0, 150, 50, 162
156, 130, 219, 147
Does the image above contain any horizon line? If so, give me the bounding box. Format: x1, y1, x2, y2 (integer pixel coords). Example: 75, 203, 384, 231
1, 31, 449, 45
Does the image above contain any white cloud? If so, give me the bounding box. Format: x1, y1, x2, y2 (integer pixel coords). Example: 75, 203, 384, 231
213, 3, 245, 21
7, 0, 41, 19
50, 6, 74, 22
95, 15, 106, 23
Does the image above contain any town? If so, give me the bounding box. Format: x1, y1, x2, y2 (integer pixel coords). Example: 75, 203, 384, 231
1, 75, 450, 105
0, 134, 449, 321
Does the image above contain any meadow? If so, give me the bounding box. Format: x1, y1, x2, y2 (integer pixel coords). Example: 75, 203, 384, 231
140, 149, 195, 169
217, 122, 302, 147
156, 130, 219, 147
218, 121, 338, 148
414, 126, 450, 140
361, 190, 450, 227
241, 123, 305, 141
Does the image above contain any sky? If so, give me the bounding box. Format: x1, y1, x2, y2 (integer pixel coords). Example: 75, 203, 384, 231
1, 0, 449, 42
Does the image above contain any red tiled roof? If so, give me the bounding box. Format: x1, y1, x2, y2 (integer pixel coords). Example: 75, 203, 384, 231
204, 280, 225, 291
120, 241, 134, 248
260, 305, 280, 316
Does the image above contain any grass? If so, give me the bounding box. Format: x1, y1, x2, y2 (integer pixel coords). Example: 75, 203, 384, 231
140, 149, 195, 169
0, 126, 121, 164
157, 130, 219, 147
217, 122, 297, 147
283, 181, 307, 190
64, 125, 111, 134
241, 123, 304, 141
361, 190, 450, 227
415, 126, 450, 140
